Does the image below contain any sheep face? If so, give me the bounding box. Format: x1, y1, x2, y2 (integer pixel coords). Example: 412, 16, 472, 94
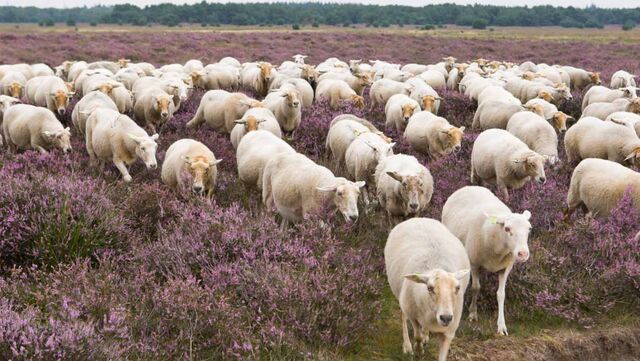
234, 115, 266, 132
386, 171, 426, 215
302, 65, 318, 85
0, 96, 19, 114
8, 82, 22, 98
117, 58, 130, 68
316, 179, 365, 222
621, 86, 638, 99
589, 72, 601, 85
628, 98, 640, 114
182, 155, 221, 195
554, 84, 572, 101
404, 269, 469, 327
50, 90, 71, 115
293, 54, 307, 64
355, 72, 373, 86
98, 82, 117, 95
527, 103, 545, 117
485, 211, 532, 263
190, 71, 204, 88
130, 134, 159, 169
349, 95, 365, 109
537, 90, 553, 102
421, 95, 438, 113
552, 112, 569, 133
438, 126, 465, 154
513, 153, 546, 184
283, 90, 300, 109
154, 95, 173, 120
42, 127, 72, 154
401, 103, 417, 122
259, 63, 273, 83
365, 140, 395, 162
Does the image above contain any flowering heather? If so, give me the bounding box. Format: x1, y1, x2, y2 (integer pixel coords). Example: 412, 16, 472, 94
0, 30, 638, 359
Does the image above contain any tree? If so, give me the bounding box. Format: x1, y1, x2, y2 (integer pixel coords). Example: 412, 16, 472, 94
622, 20, 635, 31
472, 18, 488, 29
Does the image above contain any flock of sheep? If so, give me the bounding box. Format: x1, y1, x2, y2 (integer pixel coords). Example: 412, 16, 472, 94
0, 53, 639, 361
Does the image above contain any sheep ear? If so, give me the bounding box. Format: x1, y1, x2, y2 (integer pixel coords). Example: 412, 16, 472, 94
150, 134, 159, 141
210, 159, 222, 166
624, 148, 640, 160
316, 184, 337, 192
354, 181, 366, 188
459, 126, 466, 132
404, 273, 429, 284
484, 212, 505, 226
440, 129, 450, 134
257, 119, 267, 123
128, 133, 142, 143
234, 119, 246, 124
386, 171, 403, 182
522, 210, 531, 220
42, 130, 52, 138
388, 142, 396, 148
453, 269, 470, 281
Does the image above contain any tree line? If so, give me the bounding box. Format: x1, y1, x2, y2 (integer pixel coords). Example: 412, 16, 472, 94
0, 2, 638, 29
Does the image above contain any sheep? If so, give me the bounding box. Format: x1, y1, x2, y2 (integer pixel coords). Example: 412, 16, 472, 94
292, 54, 307, 64
67, 61, 88, 83
187, 90, 261, 133
0, 71, 27, 99
404, 111, 465, 160
345, 132, 395, 204
375, 67, 412, 82
2, 104, 71, 154
564, 116, 640, 167
442, 185, 531, 336
407, 80, 441, 114
582, 98, 640, 120
418, 70, 447, 89
114, 68, 141, 90
278, 79, 314, 108
520, 61, 538, 73
349, 59, 373, 75
524, 98, 571, 132
507, 111, 559, 164
401, 63, 429, 76
262, 152, 365, 230
565, 158, 640, 220
87, 61, 122, 74
606, 112, 640, 137
0, 95, 20, 120
385, 94, 420, 132
374, 154, 434, 226
236, 130, 296, 190
316, 79, 365, 110
54, 60, 76, 80
611, 70, 637, 89
27, 76, 74, 116
385, 217, 470, 358
561, 66, 601, 91
473, 101, 527, 130
263, 87, 301, 139
183, 59, 204, 74
71, 90, 118, 135
29, 63, 53, 77
318, 71, 372, 96
230, 107, 282, 149
369, 78, 413, 108
133, 75, 189, 110
0, 64, 34, 80
523, 83, 572, 105
326, 114, 390, 167
471, 129, 547, 201
241, 62, 274, 97
193, 65, 239, 90
161, 139, 221, 198
446, 64, 468, 91
132, 87, 175, 134
73, 69, 112, 96
85, 108, 158, 182
581, 85, 637, 111
218, 57, 242, 68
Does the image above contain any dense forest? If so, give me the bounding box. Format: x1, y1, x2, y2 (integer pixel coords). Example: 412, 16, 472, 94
0, 2, 639, 29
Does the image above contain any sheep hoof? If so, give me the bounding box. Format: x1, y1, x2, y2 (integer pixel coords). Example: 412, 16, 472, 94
497, 325, 509, 336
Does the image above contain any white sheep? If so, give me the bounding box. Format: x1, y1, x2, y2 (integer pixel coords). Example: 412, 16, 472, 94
27, 75, 74, 116
524, 98, 571, 132
565, 158, 640, 220
507, 111, 559, 164
477, 85, 521, 107
0, 71, 27, 99
240, 62, 274, 97
345, 132, 395, 204
564, 116, 640, 167
279, 79, 314, 108
471, 129, 547, 200
561, 66, 601, 91
85, 108, 158, 182
385, 217, 470, 358
374, 154, 434, 225
442, 185, 531, 336
473, 100, 526, 130
230, 107, 282, 149
582, 98, 640, 120
582, 85, 637, 111
404, 111, 465, 160
385, 94, 420, 132
606, 111, 640, 137
315, 79, 365, 110
369, 78, 413, 109
236, 130, 296, 190
161, 138, 221, 197
187, 90, 261, 133
3, 104, 71, 154
218, 57, 242, 68
318, 71, 371, 95
71, 90, 118, 135
194, 64, 239, 90
611, 70, 637, 89
262, 152, 365, 230
263, 87, 301, 139
418, 69, 447, 89
183, 59, 204, 74
132, 87, 175, 134
326, 114, 390, 167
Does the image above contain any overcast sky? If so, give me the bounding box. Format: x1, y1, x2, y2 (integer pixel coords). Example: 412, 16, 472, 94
6, 0, 640, 9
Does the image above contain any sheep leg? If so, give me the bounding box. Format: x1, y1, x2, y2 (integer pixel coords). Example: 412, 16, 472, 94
468, 266, 481, 322
496, 264, 514, 336
401, 311, 413, 354
470, 163, 476, 184
113, 157, 132, 183
411, 319, 424, 354
497, 181, 510, 201
437, 333, 454, 361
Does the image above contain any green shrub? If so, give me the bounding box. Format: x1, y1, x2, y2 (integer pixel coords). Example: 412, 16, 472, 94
471, 18, 488, 29
292, 23, 300, 30
622, 20, 635, 31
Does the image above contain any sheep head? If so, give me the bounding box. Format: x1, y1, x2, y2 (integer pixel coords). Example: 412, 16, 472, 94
404, 269, 469, 327
182, 155, 222, 195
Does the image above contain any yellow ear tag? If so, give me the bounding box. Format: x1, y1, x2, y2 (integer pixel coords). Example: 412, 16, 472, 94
489, 216, 498, 225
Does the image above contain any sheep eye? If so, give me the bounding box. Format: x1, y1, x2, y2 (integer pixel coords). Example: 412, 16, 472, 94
455, 285, 460, 293
140, 147, 145, 151
427, 286, 435, 293
337, 191, 343, 197
504, 226, 511, 233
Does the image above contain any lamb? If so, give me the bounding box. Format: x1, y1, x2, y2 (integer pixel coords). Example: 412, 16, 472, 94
132, 87, 175, 134
471, 129, 547, 200
2, 104, 71, 154
263, 87, 301, 139
582, 98, 640, 120
611, 70, 637, 89
404, 111, 465, 160
507, 111, 559, 164
385, 217, 470, 358
565, 158, 640, 220
28, 76, 74, 116
317, 71, 372, 95
385, 94, 420, 132
326, 114, 390, 166
240, 62, 273, 97
581, 85, 637, 111
261, 152, 365, 230
161, 139, 221, 198
606, 111, 640, 137
345, 132, 395, 204
230, 107, 282, 149
561, 66, 601, 91
85, 108, 159, 182
0, 71, 27, 99
374, 154, 434, 225
564, 116, 640, 167
315, 79, 365, 110
71, 90, 118, 134
524, 98, 571, 132
369, 79, 413, 108
186, 90, 261, 133
441, 185, 531, 336
236, 130, 296, 190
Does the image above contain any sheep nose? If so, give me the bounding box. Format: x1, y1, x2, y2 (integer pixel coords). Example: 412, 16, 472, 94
161, 112, 168, 117
439, 314, 453, 325
409, 203, 419, 210
517, 250, 530, 262
454, 145, 461, 152
537, 176, 546, 184
58, 109, 66, 115
193, 185, 203, 194
559, 129, 566, 134
348, 215, 358, 222
404, 116, 410, 121
149, 163, 157, 170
